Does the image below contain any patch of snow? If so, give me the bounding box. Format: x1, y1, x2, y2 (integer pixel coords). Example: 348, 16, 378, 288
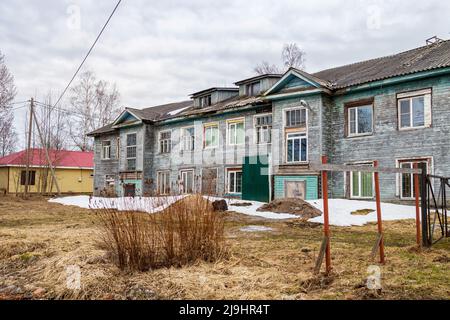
167, 106, 190, 116
49, 195, 186, 214
240, 226, 274, 232
204, 196, 298, 220
307, 199, 416, 227
48, 196, 417, 227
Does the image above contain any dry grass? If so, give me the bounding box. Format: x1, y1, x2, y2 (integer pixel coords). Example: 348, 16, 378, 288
0, 195, 449, 300
93, 195, 227, 271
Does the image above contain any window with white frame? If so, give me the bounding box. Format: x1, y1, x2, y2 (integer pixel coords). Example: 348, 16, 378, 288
101, 141, 111, 160
204, 123, 219, 148
286, 132, 307, 163
227, 169, 242, 194
246, 81, 261, 96
348, 105, 373, 136
398, 89, 431, 129
285, 108, 307, 128
255, 114, 272, 144
399, 160, 428, 199
350, 164, 374, 199
159, 131, 171, 154
126, 133, 137, 171
180, 170, 194, 194
182, 127, 195, 151
227, 119, 245, 145
157, 171, 171, 195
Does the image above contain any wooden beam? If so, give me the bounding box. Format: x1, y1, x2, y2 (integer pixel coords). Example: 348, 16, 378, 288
309, 163, 421, 174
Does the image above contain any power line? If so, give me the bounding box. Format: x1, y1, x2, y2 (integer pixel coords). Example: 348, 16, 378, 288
52, 0, 122, 109
34, 100, 103, 121
11, 104, 29, 112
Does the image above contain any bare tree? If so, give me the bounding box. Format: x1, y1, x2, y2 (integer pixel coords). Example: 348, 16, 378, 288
253, 61, 281, 75
68, 71, 121, 151
282, 43, 306, 70
0, 51, 17, 157
253, 42, 306, 75
37, 92, 68, 151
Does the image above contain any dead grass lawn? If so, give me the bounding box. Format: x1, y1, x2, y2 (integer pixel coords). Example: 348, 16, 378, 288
0, 196, 448, 300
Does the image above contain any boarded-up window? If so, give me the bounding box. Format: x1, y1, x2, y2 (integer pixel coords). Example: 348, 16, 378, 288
202, 168, 218, 195
284, 181, 306, 199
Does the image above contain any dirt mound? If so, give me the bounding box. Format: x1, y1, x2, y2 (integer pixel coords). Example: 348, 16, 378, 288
257, 198, 322, 219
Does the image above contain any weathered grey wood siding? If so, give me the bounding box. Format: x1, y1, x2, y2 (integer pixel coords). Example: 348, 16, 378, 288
326, 75, 450, 200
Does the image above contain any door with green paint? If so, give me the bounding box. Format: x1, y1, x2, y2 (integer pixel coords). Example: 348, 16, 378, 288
242, 155, 270, 203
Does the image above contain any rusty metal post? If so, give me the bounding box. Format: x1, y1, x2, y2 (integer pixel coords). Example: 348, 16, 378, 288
373, 161, 385, 264
413, 163, 421, 248
321, 155, 331, 274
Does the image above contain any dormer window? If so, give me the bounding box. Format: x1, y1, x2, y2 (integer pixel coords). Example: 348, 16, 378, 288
200, 95, 212, 107
246, 81, 261, 96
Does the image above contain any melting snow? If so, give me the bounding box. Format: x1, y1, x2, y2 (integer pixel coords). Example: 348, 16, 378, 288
240, 226, 274, 232
48, 196, 416, 227
167, 106, 191, 116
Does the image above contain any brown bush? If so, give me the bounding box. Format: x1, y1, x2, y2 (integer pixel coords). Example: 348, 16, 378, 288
92, 195, 228, 271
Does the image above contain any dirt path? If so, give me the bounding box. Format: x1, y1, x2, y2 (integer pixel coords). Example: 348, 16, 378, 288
0, 196, 449, 300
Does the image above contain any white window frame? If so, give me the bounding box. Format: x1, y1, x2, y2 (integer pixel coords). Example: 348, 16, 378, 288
101, 140, 111, 160
227, 168, 243, 194
203, 122, 219, 149
397, 89, 432, 131
397, 159, 431, 200
180, 169, 195, 194
349, 163, 375, 199
284, 107, 308, 128
159, 130, 172, 154
227, 118, 245, 146
285, 132, 308, 164
181, 126, 195, 152
156, 170, 171, 195
348, 105, 373, 137
254, 113, 272, 145
126, 133, 137, 171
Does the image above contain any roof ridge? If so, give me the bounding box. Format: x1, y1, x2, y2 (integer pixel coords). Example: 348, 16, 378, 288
313, 40, 450, 77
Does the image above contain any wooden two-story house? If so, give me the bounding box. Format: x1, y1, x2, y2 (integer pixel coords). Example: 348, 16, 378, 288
88, 40, 450, 202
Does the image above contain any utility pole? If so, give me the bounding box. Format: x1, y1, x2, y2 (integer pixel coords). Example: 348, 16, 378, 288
24, 98, 34, 198
32, 106, 61, 195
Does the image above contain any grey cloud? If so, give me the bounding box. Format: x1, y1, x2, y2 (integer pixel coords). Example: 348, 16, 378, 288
1, 0, 450, 148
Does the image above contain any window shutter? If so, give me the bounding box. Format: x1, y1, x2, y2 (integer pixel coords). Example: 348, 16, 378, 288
344, 107, 349, 137
424, 93, 432, 128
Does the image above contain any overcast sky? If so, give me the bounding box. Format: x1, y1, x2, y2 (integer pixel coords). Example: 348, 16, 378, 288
1, 0, 450, 147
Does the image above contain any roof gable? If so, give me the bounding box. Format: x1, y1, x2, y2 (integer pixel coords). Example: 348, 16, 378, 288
264, 68, 331, 96
112, 109, 142, 127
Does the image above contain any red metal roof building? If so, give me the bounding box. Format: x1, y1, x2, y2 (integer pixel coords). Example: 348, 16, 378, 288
0, 149, 94, 195
0, 149, 93, 169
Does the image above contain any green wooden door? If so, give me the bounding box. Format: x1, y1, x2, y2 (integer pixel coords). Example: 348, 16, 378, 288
242, 155, 270, 203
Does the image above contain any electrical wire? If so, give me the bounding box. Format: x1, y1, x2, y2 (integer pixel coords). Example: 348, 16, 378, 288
51, 0, 122, 109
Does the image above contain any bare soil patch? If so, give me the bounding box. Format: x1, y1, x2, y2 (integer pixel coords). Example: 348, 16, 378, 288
257, 198, 322, 220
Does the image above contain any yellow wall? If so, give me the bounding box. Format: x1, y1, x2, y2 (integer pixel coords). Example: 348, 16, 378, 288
0, 167, 9, 191
4, 166, 93, 194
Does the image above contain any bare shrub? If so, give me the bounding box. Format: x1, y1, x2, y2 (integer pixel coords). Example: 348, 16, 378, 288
92, 195, 227, 271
